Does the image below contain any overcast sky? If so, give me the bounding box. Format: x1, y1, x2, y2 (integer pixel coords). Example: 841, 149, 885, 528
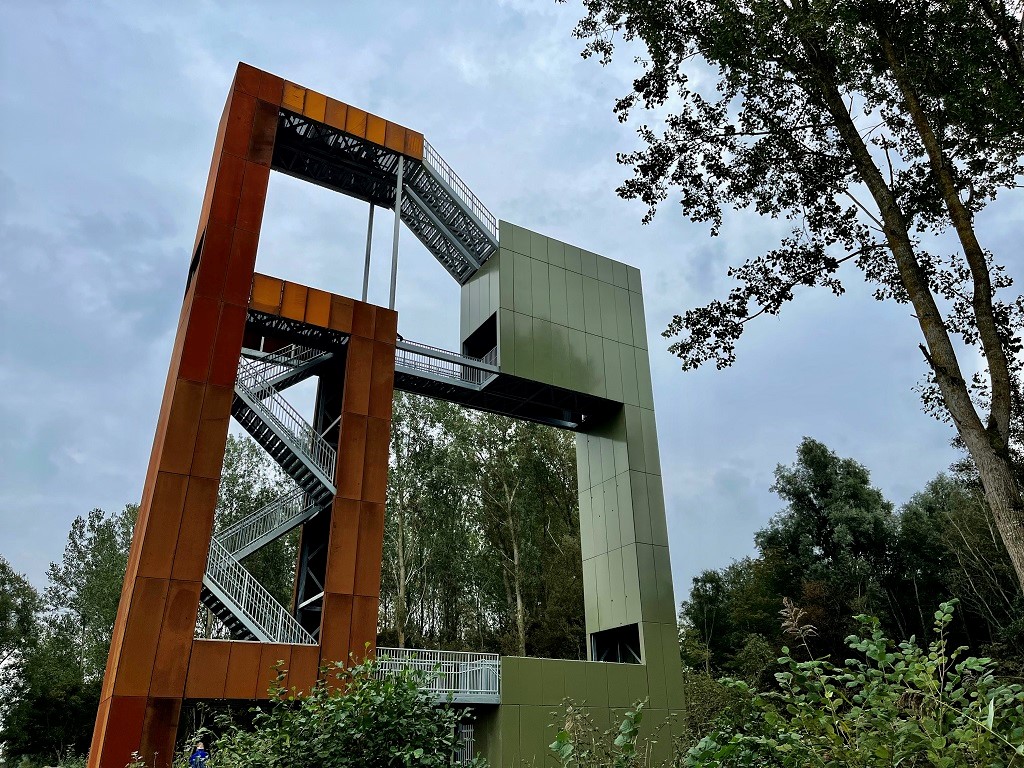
2, 0, 1020, 605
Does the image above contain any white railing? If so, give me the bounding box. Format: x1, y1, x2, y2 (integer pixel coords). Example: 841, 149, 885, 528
255, 343, 329, 383
216, 487, 316, 557
236, 356, 337, 481
205, 538, 315, 645
375, 647, 501, 703
395, 341, 498, 387
422, 141, 499, 243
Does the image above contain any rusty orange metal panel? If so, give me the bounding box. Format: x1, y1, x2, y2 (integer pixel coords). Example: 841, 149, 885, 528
158, 379, 205, 476
324, 497, 360, 595
223, 228, 260, 307
190, 385, 233, 480
112, 577, 170, 696
329, 295, 354, 332
305, 288, 331, 327
325, 98, 348, 130
319, 593, 353, 667
404, 130, 424, 160
342, 336, 372, 416
87, 696, 111, 768
99, 696, 147, 768
249, 99, 278, 167
344, 106, 367, 138
178, 296, 220, 385
282, 82, 306, 112
139, 698, 182, 768
353, 501, 385, 596
251, 274, 283, 314
234, 63, 262, 98
286, 645, 320, 696
384, 122, 406, 153
169, 476, 220, 582
136, 472, 188, 579
223, 92, 257, 158
362, 417, 390, 504
236, 161, 270, 233
149, 581, 202, 698
352, 302, 375, 338
368, 342, 396, 421
224, 642, 263, 700
335, 413, 367, 500
209, 303, 248, 388
258, 71, 285, 105
257, 644, 292, 699
185, 640, 230, 699
193, 222, 232, 300
374, 307, 398, 344
365, 114, 386, 146
281, 281, 308, 321
303, 89, 327, 122
349, 595, 379, 660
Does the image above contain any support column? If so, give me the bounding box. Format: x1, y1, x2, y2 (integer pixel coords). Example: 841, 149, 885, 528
388, 157, 404, 310
361, 204, 374, 302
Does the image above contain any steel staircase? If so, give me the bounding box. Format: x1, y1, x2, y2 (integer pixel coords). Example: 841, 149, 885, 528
200, 347, 338, 645
232, 355, 337, 506
216, 487, 321, 560
401, 142, 499, 284
202, 538, 315, 644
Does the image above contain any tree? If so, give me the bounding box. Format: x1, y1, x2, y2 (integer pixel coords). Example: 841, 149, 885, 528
44, 505, 136, 679
0, 556, 39, 667
1, 506, 135, 764
570, 0, 1024, 591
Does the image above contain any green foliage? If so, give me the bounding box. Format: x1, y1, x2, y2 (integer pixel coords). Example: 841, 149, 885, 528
0, 556, 39, 667
380, 392, 583, 660
685, 601, 1024, 767
205, 658, 486, 768
549, 700, 670, 768
1, 506, 134, 764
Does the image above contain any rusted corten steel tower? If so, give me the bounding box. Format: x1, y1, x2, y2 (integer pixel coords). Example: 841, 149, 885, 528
90, 63, 682, 768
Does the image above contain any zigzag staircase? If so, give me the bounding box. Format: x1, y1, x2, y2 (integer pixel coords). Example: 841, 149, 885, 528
200, 344, 336, 644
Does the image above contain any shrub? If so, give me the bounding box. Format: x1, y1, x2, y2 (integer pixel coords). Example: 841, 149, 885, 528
203, 658, 486, 768
685, 601, 1024, 767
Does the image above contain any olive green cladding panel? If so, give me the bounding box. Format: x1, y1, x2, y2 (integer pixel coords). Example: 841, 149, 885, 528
460, 222, 683, 767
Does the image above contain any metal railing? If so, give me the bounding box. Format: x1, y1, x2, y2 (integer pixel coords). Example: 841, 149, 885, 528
236, 356, 337, 480
395, 341, 498, 387
422, 141, 499, 242
216, 487, 317, 557
254, 343, 329, 383
205, 538, 315, 645
375, 647, 501, 703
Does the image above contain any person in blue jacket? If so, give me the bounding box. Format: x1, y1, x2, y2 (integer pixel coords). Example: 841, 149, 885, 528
189, 741, 209, 768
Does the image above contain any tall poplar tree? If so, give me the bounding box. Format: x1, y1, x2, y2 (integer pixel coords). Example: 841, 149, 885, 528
570, 0, 1024, 589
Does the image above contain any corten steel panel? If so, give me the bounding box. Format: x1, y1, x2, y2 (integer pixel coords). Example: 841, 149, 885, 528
345, 105, 368, 138
224, 642, 263, 700
257, 643, 292, 700
91, 64, 277, 768
150, 580, 203, 698
342, 336, 373, 415
281, 281, 308, 321
325, 98, 348, 130
352, 301, 376, 338
329, 294, 354, 332
366, 113, 387, 145
361, 417, 390, 504
287, 645, 320, 695
335, 412, 367, 499
349, 595, 379, 661
353, 501, 385, 596
251, 273, 284, 314
325, 497, 360, 595
139, 698, 182, 768
303, 89, 327, 122
257, 70, 285, 105
282, 81, 306, 112
368, 342, 397, 420
185, 641, 230, 700
305, 288, 331, 327
319, 593, 353, 668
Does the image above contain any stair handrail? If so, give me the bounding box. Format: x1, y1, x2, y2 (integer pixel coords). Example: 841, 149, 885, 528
236, 357, 337, 480
216, 487, 312, 556
254, 344, 329, 383
205, 537, 315, 645
421, 141, 498, 242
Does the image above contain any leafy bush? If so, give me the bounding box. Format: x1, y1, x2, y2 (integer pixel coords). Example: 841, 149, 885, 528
203, 658, 485, 768
549, 700, 677, 768
685, 601, 1024, 767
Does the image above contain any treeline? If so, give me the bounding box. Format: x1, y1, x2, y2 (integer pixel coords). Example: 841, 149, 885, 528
680, 437, 1024, 684
379, 393, 583, 660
